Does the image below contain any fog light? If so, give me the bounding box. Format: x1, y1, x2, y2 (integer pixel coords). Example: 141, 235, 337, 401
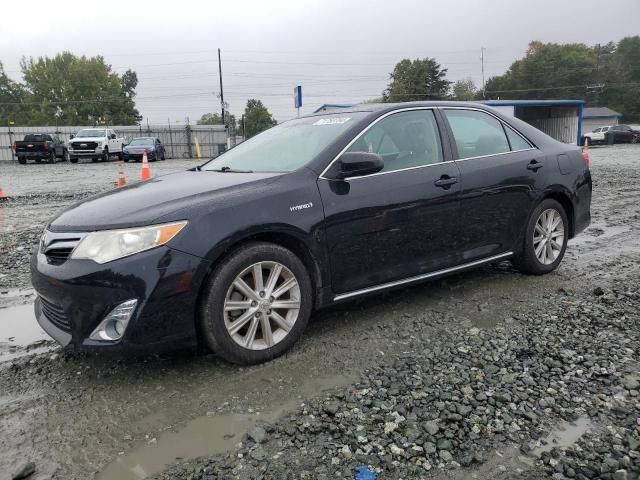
89, 299, 138, 341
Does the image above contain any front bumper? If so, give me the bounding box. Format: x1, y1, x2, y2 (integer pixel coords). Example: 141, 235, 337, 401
68, 147, 104, 158
123, 150, 156, 161
30, 244, 210, 351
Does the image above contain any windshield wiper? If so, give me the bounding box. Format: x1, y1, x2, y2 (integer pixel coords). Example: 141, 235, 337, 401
210, 166, 253, 173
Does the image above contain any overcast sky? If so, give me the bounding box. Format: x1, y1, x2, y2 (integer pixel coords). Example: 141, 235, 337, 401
1, 0, 639, 124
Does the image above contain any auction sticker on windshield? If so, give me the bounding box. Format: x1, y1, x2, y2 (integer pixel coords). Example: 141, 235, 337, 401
313, 117, 351, 125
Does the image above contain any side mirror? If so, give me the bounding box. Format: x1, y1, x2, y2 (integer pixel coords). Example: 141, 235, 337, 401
336, 152, 384, 179
69, 134, 75, 139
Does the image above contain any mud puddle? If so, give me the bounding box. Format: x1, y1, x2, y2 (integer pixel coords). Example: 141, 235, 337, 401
0, 303, 55, 360
530, 416, 592, 457
97, 374, 354, 480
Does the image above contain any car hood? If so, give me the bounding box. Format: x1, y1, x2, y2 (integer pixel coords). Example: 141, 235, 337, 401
48, 170, 283, 232
70, 137, 106, 142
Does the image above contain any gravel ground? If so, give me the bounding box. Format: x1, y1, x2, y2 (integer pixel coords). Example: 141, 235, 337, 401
0, 146, 639, 480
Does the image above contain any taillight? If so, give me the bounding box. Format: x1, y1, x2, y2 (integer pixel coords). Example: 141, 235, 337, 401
581, 149, 590, 169
43, 142, 49, 150
12, 142, 16, 152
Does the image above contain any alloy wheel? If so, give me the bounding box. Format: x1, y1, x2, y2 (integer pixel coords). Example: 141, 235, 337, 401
533, 208, 565, 265
224, 261, 301, 350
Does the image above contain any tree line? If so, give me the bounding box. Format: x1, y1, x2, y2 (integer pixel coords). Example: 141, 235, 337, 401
0, 52, 140, 126
380, 36, 640, 122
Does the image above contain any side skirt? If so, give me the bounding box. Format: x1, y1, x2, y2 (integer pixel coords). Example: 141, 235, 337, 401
332, 251, 514, 302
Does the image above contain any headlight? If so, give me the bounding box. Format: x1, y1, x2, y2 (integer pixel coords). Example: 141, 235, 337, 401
70, 221, 187, 264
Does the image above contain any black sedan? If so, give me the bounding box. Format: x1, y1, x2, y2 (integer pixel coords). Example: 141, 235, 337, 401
604, 124, 640, 144
31, 102, 592, 364
122, 137, 166, 162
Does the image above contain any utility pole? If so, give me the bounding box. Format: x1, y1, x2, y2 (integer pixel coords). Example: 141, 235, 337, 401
481, 47, 486, 99
218, 48, 225, 126
594, 43, 601, 107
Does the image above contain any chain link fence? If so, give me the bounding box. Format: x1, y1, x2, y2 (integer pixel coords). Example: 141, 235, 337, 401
0, 124, 228, 162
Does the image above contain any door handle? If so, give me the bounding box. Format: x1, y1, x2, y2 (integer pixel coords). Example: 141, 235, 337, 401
527, 160, 543, 171
434, 175, 458, 188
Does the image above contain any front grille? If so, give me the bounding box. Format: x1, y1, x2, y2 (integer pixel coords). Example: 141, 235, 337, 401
41, 231, 84, 265
45, 247, 74, 265
71, 141, 98, 150
40, 296, 71, 332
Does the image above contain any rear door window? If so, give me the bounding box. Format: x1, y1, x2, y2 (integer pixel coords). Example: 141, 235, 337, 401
505, 127, 532, 151
443, 109, 511, 159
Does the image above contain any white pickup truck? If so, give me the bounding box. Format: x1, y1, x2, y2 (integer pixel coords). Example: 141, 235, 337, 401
68, 128, 125, 163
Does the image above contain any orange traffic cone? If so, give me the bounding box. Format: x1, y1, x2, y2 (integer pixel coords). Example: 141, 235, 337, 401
140, 151, 151, 181
0, 183, 5, 200
117, 161, 127, 187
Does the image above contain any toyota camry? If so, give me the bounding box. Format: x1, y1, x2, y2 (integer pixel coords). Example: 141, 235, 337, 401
31, 102, 592, 364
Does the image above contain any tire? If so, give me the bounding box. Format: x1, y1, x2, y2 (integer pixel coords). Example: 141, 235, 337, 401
91, 157, 98, 163
70, 156, 78, 164
62, 149, 70, 162
47, 151, 56, 164
117, 146, 123, 160
199, 242, 312, 365
123, 158, 129, 163
161, 151, 166, 161
35, 158, 41, 164
101, 149, 109, 162
18, 157, 26, 165
513, 199, 568, 275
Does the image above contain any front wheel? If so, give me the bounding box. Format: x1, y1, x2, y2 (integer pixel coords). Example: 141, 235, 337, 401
18, 157, 26, 165
62, 149, 70, 162
47, 151, 56, 164
101, 149, 109, 162
199, 242, 312, 365
70, 156, 78, 164
514, 199, 568, 275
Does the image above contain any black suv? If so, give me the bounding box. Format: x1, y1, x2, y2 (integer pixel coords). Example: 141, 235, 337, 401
31, 102, 592, 364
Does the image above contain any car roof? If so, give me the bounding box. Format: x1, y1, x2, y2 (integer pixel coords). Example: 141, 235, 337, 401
308, 101, 486, 117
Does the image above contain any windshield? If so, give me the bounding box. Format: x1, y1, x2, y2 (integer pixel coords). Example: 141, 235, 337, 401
76, 129, 106, 138
129, 138, 154, 146
24, 134, 51, 142
202, 112, 368, 173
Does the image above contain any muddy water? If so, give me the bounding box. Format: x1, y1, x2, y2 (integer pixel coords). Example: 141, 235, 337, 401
0, 303, 54, 360
97, 374, 354, 480
531, 416, 592, 456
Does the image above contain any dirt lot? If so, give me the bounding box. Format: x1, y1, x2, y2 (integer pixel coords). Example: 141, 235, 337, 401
0, 147, 638, 480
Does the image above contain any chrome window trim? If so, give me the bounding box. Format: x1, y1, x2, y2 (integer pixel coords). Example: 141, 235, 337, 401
333, 251, 514, 301
318, 105, 537, 181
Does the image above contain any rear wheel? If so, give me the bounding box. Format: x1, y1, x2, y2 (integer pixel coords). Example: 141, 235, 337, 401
514, 199, 568, 275
47, 151, 56, 164
18, 157, 26, 165
199, 242, 312, 365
